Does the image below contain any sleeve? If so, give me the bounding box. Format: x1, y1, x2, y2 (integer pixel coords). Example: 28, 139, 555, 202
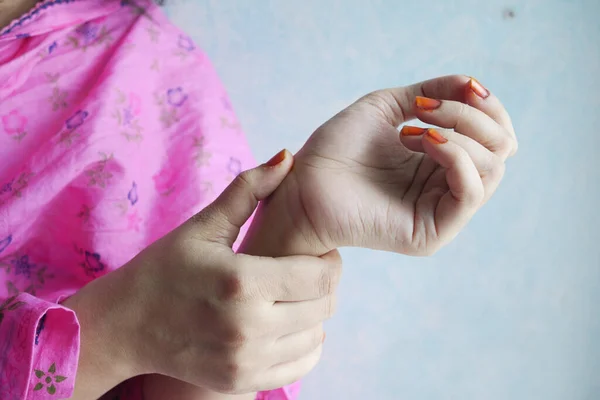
0, 292, 79, 399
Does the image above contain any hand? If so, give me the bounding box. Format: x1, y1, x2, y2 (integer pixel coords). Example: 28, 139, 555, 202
64, 151, 341, 398
241, 75, 517, 257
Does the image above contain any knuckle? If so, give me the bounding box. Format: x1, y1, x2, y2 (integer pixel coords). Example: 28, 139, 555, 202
232, 171, 254, 193
217, 269, 246, 302
220, 323, 250, 347
455, 102, 469, 121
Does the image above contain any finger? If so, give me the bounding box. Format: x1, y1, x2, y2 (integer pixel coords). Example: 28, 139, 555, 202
351, 74, 471, 128
187, 149, 294, 247
257, 342, 323, 392
271, 294, 337, 334
419, 129, 484, 243
412, 96, 514, 160
271, 324, 324, 365
400, 126, 505, 203
239, 249, 342, 302
464, 78, 517, 155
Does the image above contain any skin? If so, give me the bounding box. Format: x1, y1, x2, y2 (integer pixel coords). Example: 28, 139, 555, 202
145, 75, 518, 398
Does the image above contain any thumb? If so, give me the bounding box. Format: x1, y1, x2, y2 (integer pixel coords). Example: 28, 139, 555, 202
193, 149, 293, 247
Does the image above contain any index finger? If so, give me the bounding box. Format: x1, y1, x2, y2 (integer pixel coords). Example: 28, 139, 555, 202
237, 249, 342, 302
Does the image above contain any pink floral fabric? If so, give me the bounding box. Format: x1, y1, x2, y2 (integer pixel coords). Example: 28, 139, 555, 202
0, 1, 299, 399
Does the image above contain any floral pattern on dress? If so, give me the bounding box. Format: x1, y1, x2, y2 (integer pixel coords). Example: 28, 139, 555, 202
33, 363, 67, 395
154, 87, 188, 128
113, 90, 144, 142
66, 20, 113, 50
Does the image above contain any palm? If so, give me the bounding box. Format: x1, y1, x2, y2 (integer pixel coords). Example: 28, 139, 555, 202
290, 105, 449, 256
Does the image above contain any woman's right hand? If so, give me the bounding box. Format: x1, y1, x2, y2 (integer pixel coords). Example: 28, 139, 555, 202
64, 151, 342, 398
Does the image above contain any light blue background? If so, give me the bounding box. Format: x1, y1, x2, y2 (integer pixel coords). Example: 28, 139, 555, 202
167, 1, 600, 399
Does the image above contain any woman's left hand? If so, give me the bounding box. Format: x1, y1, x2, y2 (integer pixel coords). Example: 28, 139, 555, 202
241, 75, 518, 257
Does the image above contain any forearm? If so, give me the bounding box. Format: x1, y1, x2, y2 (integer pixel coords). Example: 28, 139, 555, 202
63, 266, 141, 399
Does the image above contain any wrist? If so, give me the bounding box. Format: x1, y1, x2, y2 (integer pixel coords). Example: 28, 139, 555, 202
239, 168, 332, 257
63, 264, 143, 394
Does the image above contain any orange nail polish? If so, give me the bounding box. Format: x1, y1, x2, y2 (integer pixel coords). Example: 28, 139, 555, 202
265, 149, 287, 167
468, 78, 490, 99
400, 126, 428, 136
415, 96, 442, 111
424, 128, 448, 145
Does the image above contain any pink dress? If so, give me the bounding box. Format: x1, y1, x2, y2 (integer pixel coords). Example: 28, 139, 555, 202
0, 1, 300, 399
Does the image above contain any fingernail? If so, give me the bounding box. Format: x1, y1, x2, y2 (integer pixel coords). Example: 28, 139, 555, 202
468, 78, 490, 99
400, 126, 428, 136
265, 149, 287, 167
424, 128, 448, 145
415, 96, 442, 111
322, 332, 326, 343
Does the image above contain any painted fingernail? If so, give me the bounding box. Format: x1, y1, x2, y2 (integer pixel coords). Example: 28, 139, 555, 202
415, 96, 442, 111
424, 128, 448, 145
265, 149, 288, 167
322, 332, 326, 343
468, 78, 490, 99
400, 126, 428, 136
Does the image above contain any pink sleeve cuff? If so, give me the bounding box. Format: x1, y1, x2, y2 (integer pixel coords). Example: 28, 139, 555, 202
0, 292, 80, 399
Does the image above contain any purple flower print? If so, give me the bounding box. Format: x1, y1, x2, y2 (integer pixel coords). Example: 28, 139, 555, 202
83, 251, 105, 277
1, 110, 27, 136
76, 22, 99, 45
128, 181, 138, 206
11, 255, 34, 279
65, 110, 88, 130
0, 180, 12, 194
178, 35, 195, 51
122, 93, 141, 126
122, 108, 134, 126
167, 88, 188, 107
48, 41, 58, 54
0, 235, 11, 254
